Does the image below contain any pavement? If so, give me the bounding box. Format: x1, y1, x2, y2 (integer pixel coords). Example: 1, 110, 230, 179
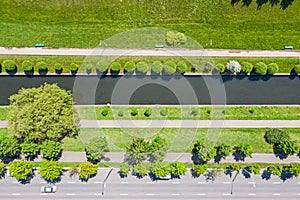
0, 168, 300, 200
0, 47, 300, 57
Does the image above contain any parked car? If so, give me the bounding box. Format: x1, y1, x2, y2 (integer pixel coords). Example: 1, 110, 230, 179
159, 174, 172, 180
41, 186, 56, 193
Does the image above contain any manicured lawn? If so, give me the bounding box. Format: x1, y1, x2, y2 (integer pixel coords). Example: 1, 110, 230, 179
0, 128, 8, 140
62, 128, 300, 153
0, 108, 9, 120
0, 0, 299, 49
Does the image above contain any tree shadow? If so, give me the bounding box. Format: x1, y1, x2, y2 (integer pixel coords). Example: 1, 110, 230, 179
280, 171, 293, 181
18, 172, 35, 184
79, 173, 97, 182
242, 168, 251, 179
204, 170, 216, 182
24, 69, 34, 76
273, 146, 288, 159
190, 169, 200, 178
224, 169, 232, 178
232, 153, 246, 161
38, 68, 48, 75
214, 155, 222, 163
231, 0, 294, 9
261, 169, 272, 180
6, 67, 17, 75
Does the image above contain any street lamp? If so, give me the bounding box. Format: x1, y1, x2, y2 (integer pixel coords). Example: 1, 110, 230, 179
102, 168, 113, 195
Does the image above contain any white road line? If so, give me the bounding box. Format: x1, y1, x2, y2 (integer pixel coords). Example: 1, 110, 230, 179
40, 194, 48, 196
298, 182, 300, 184
147, 182, 154, 184
40, 181, 46, 184
94, 181, 103, 184
68, 181, 76, 184
94, 194, 102, 196
146, 194, 155, 196
248, 194, 256, 196
197, 193, 206, 196
66, 194, 75, 196
248, 182, 256, 184
198, 182, 205, 184
13, 181, 18, 183
12, 193, 20, 196
120, 194, 128, 196
223, 182, 231, 184
121, 181, 128, 184
223, 193, 231, 196
273, 182, 281, 184
172, 194, 180, 196
297, 193, 300, 195
172, 182, 180, 184
273, 193, 280, 196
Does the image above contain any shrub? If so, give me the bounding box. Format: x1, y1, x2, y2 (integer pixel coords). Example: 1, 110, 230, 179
70, 63, 79, 73
241, 62, 253, 74
193, 164, 207, 175
110, 61, 121, 72
294, 64, 300, 74
85, 63, 93, 73
3, 60, 16, 71
36, 61, 47, 71
136, 61, 149, 73
151, 161, 170, 178
267, 63, 279, 75
96, 60, 109, 73
0, 163, 4, 175
130, 108, 138, 116
39, 160, 63, 182
101, 107, 109, 116
215, 143, 231, 159
124, 61, 135, 73
191, 108, 198, 116
21, 141, 40, 159
228, 163, 241, 173
78, 162, 98, 180
144, 108, 152, 117
85, 137, 109, 162
176, 61, 188, 74
54, 63, 63, 71
118, 111, 124, 117
234, 143, 253, 158
215, 63, 225, 73
119, 163, 131, 177
254, 62, 267, 75
247, 163, 260, 175
268, 165, 282, 176
274, 138, 299, 156
160, 108, 168, 116
164, 61, 176, 74
170, 162, 187, 177
133, 163, 149, 178
151, 61, 163, 74
226, 60, 241, 73
9, 159, 33, 180
22, 60, 33, 72
40, 140, 62, 160
264, 129, 290, 145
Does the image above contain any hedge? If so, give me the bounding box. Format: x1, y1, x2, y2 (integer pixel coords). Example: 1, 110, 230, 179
176, 61, 187, 74
110, 61, 121, 72
136, 62, 149, 73
254, 62, 267, 75
96, 60, 109, 73
241, 62, 253, 74
124, 61, 135, 73
267, 63, 279, 75
3, 60, 16, 71
294, 64, 300, 74
22, 60, 33, 72
164, 61, 176, 74
36, 61, 47, 71
215, 63, 225, 73
151, 61, 163, 74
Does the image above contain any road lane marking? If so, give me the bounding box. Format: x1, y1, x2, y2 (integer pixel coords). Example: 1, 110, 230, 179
147, 182, 154, 184
40, 194, 48, 196
273, 182, 281, 184
68, 181, 76, 184
297, 193, 300, 195
273, 193, 280, 196
146, 194, 154, 196
172, 182, 180, 184
121, 181, 128, 184
197, 194, 206, 196
94, 181, 103, 183
12, 193, 20, 196
13, 181, 18, 183
67, 194, 75, 196
94, 194, 102, 196
172, 193, 180, 196
248, 182, 256, 184
40, 181, 46, 184
248, 194, 256, 196
223, 193, 231, 196
120, 194, 128, 196
223, 182, 231, 184
198, 182, 205, 184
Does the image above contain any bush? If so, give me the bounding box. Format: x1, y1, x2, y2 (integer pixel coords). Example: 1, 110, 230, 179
241, 62, 253, 74
274, 138, 299, 156
268, 165, 282, 176
54, 63, 63, 71
3, 60, 16, 71
164, 61, 176, 74
151, 61, 163, 74
130, 108, 138, 116
215, 143, 231, 159
136, 61, 149, 73
0, 162, 4, 175
101, 107, 109, 116
21, 141, 40, 159
160, 108, 168, 116
110, 61, 121, 72
124, 61, 135, 73
254, 62, 267, 75
22, 60, 33, 72
144, 108, 152, 117
118, 111, 124, 117
85, 137, 109, 163
39, 160, 63, 182
70, 63, 79, 73
119, 163, 131, 177
9, 160, 33, 181
193, 164, 207, 175
170, 162, 187, 177
226, 60, 241, 73
215, 63, 225, 73
85, 63, 93, 73
264, 129, 290, 145
96, 60, 109, 73
176, 61, 187, 74
151, 161, 170, 178
191, 108, 198, 116
133, 163, 149, 178
228, 163, 241, 173
40, 140, 62, 160
267, 63, 279, 75
78, 162, 98, 180
36, 61, 47, 71
234, 143, 253, 158
294, 64, 300, 74
247, 164, 260, 175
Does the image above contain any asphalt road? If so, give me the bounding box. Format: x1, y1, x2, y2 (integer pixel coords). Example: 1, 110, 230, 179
0, 168, 300, 200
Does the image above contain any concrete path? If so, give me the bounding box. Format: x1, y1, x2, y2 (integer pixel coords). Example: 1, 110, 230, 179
1, 47, 299, 57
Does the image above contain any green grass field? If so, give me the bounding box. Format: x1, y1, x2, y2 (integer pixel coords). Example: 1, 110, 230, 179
0, 0, 299, 49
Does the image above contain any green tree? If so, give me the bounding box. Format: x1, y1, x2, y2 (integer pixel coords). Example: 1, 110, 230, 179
54, 63, 63, 71
110, 61, 121, 72
289, 163, 300, 178
151, 161, 170, 178
151, 61, 163, 74
247, 164, 261, 175
39, 160, 63, 182
254, 62, 267, 75
9, 159, 33, 181
228, 163, 241, 173
268, 165, 282, 176
234, 143, 254, 159
96, 60, 109, 73
78, 162, 98, 180
267, 63, 279, 75
241, 62, 253, 74
215, 143, 231, 159
193, 164, 207, 176
133, 163, 149, 178
9, 83, 79, 143
3, 60, 16, 71
136, 61, 149, 74
0, 162, 5, 176
70, 63, 79, 73
125, 138, 150, 165
119, 163, 131, 177
294, 64, 300, 74
40, 140, 62, 160
176, 61, 188, 74
144, 108, 152, 117
264, 129, 290, 145
0, 137, 20, 162
192, 140, 216, 163
85, 137, 109, 163
170, 162, 187, 177
165, 31, 187, 47
124, 61, 135, 73
21, 141, 40, 160
215, 63, 225, 73
274, 138, 299, 156
36, 61, 47, 71
22, 60, 33, 72
149, 135, 169, 162
230, 0, 294, 10
163, 61, 177, 74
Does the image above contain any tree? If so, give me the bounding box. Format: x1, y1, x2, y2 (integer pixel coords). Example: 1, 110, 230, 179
274, 138, 299, 156
254, 62, 267, 75
126, 138, 150, 165
294, 64, 300, 74
119, 163, 131, 177
0, 136, 20, 162
40, 140, 62, 160
193, 164, 207, 176
0, 162, 4, 176
192, 140, 216, 164
234, 143, 254, 158
21, 141, 40, 160
96, 60, 109, 73
170, 162, 187, 177
247, 164, 260, 175
226, 60, 241, 73
289, 163, 300, 178
151, 61, 163, 74
215, 143, 231, 159
22, 60, 33, 72
165, 31, 187, 47
9, 83, 79, 143
101, 107, 109, 116
85, 137, 109, 163
228, 163, 241, 173
176, 61, 188, 74
230, 0, 294, 10
264, 129, 290, 145
39, 160, 63, 182
70, 63, 79, 73
133, 163, 149, 178
151, 161, 170, 178
241, 62, 253, 74
144, 108, 152, 117
36, 61, 47, 71
268, 165, 282, 176
3, 60, 16, 71
54, 63, 63, 72
163, 61, 177, 74
78, 162, 98, 180
215, 64, 225, 73
149, 135, 169, 162
110, 61, 121, 72
9, 159, 33, 181
267, 63, 279, 75
130, 108, 138, 116
124, 61, 135, 73
136, 62, 149, 74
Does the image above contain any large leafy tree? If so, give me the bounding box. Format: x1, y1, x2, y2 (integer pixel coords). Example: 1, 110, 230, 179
193, 164, 207, 176
215, 143, 231, 159
0, 137, 20, 162
85, 137, 109, 163
78, 162, 98, 181
274, 138, 299, 156
234, 143, 254, 159
151, 161, 170, 178
133, 163, 149, 178
21, 141, 40, 160
230, 0, 294, 10
9, 159, 33, 181
264, 129, 290, 145
192, 140, 216, 164
149, 135, 169, 162
170, 162, 187, 177
289, 163, 300, 178
40, 140, 62, 160
39, 160, 63, 182
125, 138, 150, 165
9, 83, 79, 143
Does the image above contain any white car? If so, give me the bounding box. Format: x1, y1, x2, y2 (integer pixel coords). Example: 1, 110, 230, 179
41, 186, 56, 193
159, 174, 172, 180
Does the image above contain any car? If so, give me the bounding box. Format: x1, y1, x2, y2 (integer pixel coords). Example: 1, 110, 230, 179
41, 186, 56, 193
158, 174, 172, 180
